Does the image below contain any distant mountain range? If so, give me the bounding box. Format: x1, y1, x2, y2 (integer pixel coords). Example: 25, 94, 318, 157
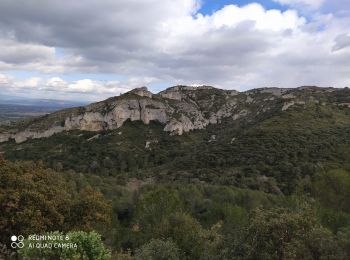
0, 95, 86, 108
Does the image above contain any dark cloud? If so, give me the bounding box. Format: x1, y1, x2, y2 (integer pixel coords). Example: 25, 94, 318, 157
333, 34, 350, 51
0, 0, 349, 95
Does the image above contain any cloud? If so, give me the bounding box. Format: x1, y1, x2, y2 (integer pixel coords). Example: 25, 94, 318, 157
0, 39, 54, 64
205, 4, 305, 31
322, 0, 350, 17
0, 73, 156, 101
333, 34, 350, 51
44, 77, 131, 95
0, 74, 42, 90
273, 0, 325, 9
0, 0, 349, 98
14, 77, 42, 89
0, 73, 12, 85
273, 0, 350, 16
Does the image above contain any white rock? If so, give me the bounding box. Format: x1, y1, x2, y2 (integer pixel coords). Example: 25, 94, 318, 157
282, 101, 295, 111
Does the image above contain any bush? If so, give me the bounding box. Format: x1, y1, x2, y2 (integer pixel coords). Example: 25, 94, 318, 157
18, 231, 111, 260
135, 239, 180, 260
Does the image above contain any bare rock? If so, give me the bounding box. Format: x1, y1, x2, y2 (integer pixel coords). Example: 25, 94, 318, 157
282, 101, 295, 111
130, 86, 153, 98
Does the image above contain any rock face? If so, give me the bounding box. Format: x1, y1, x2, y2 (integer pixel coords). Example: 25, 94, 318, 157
130, 86, 153, 98
0, 85, 345, 143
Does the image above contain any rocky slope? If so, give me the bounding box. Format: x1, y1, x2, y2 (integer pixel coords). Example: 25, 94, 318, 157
0, 85, 349, 143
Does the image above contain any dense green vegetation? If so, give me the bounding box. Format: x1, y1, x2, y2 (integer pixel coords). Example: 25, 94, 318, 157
3, 102, 350, 195
0, 158, 349, 259
19, 231, 111, 260
1, 88, 350, 258
0, 159, 111, 245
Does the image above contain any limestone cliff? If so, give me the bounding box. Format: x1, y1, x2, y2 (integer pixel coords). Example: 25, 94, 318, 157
0, 85, 345, 143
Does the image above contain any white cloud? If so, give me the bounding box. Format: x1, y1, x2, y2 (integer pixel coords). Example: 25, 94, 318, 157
44, 77, 150, 95
48, 78, 122, 94
0, 73, 12, 85
273, 0, 325, 9
333, 34, 350, 51
14, 77, 41, 88
0, 74, 42, 89
208, 4, 305, 31
0, 0, 349, 98
1, 72, 164, 99
0, 74, 140, 101
45, 77, 67, 89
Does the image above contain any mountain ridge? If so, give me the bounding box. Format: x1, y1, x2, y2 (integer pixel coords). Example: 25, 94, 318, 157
0, 85, 348, 144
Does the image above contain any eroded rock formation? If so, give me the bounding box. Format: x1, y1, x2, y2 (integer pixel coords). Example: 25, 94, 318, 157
0, 85, 338, 143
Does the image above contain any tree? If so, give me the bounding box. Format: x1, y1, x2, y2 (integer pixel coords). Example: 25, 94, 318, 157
135, 239, 180, 260
19, 231, 111, 260
135, 187, 183, 236
69, 186, 112, 231
312, 170, 350, 213
0, 160, 71, 245
337, 227, 350, 257
0, 159, 112, 248
154, 213, 221, 260
224, 206, 345, 260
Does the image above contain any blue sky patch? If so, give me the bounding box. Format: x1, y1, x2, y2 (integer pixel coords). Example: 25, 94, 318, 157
198, 0, 286, 15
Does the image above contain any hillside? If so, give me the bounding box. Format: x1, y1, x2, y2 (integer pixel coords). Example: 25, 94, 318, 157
1, 85, 350, 195
1, 85, 350, 143
1, 85, 350, 259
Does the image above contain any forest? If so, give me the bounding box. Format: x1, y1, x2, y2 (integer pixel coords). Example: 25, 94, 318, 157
1, 0, 350, 258
1, 93, 350, 259
0, 158, 349, 259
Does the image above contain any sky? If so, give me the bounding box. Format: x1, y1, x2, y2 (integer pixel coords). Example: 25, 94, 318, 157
0, 0, 349, 101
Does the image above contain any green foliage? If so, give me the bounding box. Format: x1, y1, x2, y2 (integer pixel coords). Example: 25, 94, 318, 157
0, 159, 70, 244
153, 213, 220, 260
337, 227, 350, 257
312, 169, 350, 213
3, 103, 350, 196
135, 187, 184, 236
223, 206, 347, 260
312, 170, 350, 233
317, 207, 350, 233
18, 231, 111, 260
69, 186, 112, 231
66, 231, 111, 260
135, 239, 180, 260
0, 159, 112, 247
2, 87, 350, 258
1, 155, 350, 258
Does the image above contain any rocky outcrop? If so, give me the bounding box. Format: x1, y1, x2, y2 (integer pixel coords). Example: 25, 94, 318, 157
1, 85, 338, 144
12, 126, 65, 144
260, 88, 291, 97
0, 87, 180, 143
160, 89, 183, 101
164, 115, 197, 135
282, 101, 295, 111
159, 86, 216, 101
0, 133, 11, 143
129, 86, 153, 98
